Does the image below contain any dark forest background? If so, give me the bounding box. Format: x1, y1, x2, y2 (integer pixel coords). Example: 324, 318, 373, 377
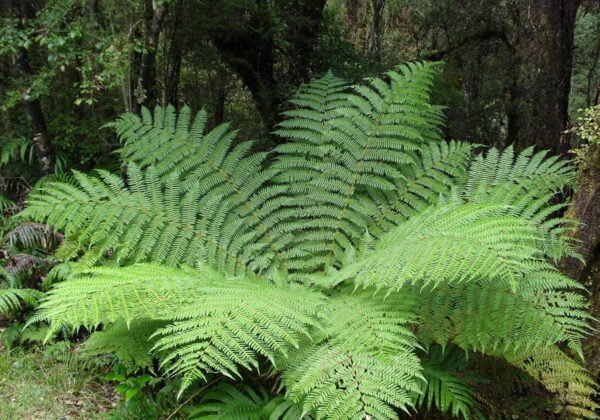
3, 1, 600, 166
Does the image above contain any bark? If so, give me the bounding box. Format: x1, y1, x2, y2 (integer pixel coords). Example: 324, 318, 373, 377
17, 49, 54, 176
88, 0, 104, 27
207, 0, 326, 139
371, 0, 385, 64
346, 0, 360, 33
562, 144, 600, 375
208, 0, 278, 131
161, 0, 184, 107
508, 0, 579, 154
286, 0, 327, 85
132, 0, 168, 113
213, 73, 227, 127
585, 19, 600, 108
12, 1, 54, 175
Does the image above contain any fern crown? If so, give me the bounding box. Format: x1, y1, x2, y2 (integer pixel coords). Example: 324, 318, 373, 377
22, 62, 596, 419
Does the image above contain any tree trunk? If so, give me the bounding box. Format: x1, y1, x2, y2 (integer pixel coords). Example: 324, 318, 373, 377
585, 19, 600, 108
206, 0, 326, 141
371, 0, 385, 64
132, 0, 168, 113
561, 143, 600, 375
346, 0, 360, 33
213, 74, 227, 127
12, 1, 54, 175
286, 0, 327, 85
508, 0, 579, 154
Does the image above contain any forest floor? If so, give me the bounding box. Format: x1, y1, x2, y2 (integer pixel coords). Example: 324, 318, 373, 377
0, 343, 118, 419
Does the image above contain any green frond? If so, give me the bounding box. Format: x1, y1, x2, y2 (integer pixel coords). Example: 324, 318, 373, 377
3, 222, 62, 251
83, 319, 164, 370
271, 62, 447, 272
30, 264, 199, 332
465, 146, 575, 204
0, 287, 42, 314
21, 164, 271, 274
337, 201, 547, 292
188, 382, 305, 420
366, 140, 472, 235
33, 263, 322, 395
463, 146, 579, 261
0, 194, 14, 212
505, 347, 598, 418
109, 105, 294, 275
416, 345, 477, 419
416, 271, 592, 357
282, 290, 423, 420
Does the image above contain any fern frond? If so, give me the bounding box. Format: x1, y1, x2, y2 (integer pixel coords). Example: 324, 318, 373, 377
416, 345, 477, 419
366, 140, 472, 235
272, 62, 446, 272
416, 271, 592, 357
282, 290, 422, 420
0, 194, 14, 212
188, 382, 305, 420
113, 105, 296, 275
0, 287, 42, 314
337, 201, 546, 292
153, 280, 321, 394
3, 222, 62, 251
21, 165, 197, 268
505, 346, 598, 418
21, 165, 268, 273
83, 319, 164, 370
33, 264, 322, 395
464, 146, 579, 261
465, 146, 575, 204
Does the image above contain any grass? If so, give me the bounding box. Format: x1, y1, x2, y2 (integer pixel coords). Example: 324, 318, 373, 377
0, 342, 118, 419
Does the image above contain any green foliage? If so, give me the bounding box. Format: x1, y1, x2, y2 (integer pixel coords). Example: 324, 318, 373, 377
0, 287, 42, 315
32, 263, 322, 395
281, 291, 422, 419
188, 382, 305, 419
22, 63, 597, 418
84, 320, 163, 371
416, 346, 477, 419
571, 105, 600, 168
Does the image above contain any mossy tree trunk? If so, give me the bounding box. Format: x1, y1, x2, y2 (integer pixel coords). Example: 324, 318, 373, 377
562, 144, 600, 375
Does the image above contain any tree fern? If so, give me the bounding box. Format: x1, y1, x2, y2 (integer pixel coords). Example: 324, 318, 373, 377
20, 62, 598, 418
